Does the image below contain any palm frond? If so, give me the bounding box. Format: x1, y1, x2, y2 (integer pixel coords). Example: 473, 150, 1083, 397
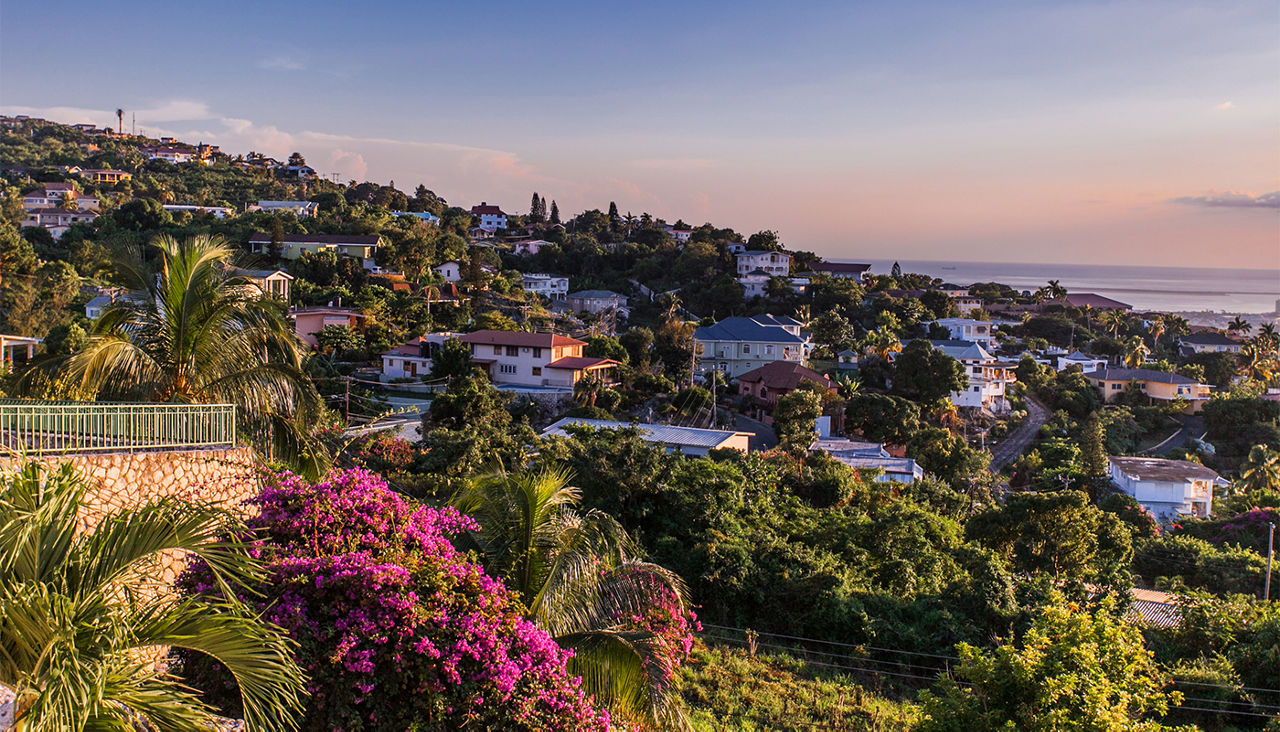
559, 629, 690, 730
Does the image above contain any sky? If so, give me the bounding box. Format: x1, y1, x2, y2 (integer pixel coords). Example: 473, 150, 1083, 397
2, 0, 1278, 268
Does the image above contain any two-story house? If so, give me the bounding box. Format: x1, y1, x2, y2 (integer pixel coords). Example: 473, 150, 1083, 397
737, 361, 837, 426
143, 145, 197, 164
735, 250, 791, 277
1086, 367, 1212, 413
693, 314, 809, 378
925, 340, 1016, 414
522, 273, 570, 300
292, 306, 369, 348
380, 332, 461, 380
567, 290, 628, 315
513, 239, 553, 256
78, 169, 131, 184
459, 330, 617, 388
1108, 456, 1226, 520
248, 233, 382, 267
470, 202, 508, 232
22, 183, 98, 211
932, 318, 996, 347
21, 208, 98, 239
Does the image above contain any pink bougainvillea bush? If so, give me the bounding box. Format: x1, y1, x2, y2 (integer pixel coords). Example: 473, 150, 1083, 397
177, 469, 610, 731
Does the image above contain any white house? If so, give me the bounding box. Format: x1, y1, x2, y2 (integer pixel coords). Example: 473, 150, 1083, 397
380, 332, 460, 380
927, 340, 1016, 414
391, 211, 440, 226
459, 330, 617, 388
230, 268, 293, 301
932, 318, 996, 347
693, 314, 810, 378
22, 183, 98, 211
542, 418, 752, 456
954, 295, 983, 315
566, 290, 628, 315
670, 229, 693, 243
513, 239, 553, 256
1177, 333, 1243, 356
143, 146, 196, 164
21, 208, 98, 238
163, 204, 234, 219
808, 438, 925, 483
810, 261, 871, 281
522, 273, 570, 300
735, 250, 791, 277
1107, 456, 1226, 521
256, 200, 319, 217
1056, 351, 1108, 374
434, 261, 462, 282
470, 202, 508, 232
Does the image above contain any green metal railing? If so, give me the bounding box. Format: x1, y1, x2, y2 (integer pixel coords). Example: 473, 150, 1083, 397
0, 400, 236, 454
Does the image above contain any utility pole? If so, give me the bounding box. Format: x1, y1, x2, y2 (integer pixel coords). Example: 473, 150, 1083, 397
709, 371, 716, 428
344, 376, 351, 425
1266, 522, 1275, 601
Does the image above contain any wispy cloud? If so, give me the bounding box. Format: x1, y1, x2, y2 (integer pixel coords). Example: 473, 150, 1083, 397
1169, 191, 1280, 209
259, 55, 306, 71
1214, 101, 1236, 111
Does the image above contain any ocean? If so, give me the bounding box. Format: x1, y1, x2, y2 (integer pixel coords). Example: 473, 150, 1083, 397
867, 260, 1280, 315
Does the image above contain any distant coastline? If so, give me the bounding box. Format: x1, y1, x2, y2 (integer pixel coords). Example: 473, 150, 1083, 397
860, 259, 1280, 315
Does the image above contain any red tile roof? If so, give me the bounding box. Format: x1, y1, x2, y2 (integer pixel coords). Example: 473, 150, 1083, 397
737, 360, 833, 390
1063, 293, 1131, 310
812, 261, 871, 274
470, 202, 506, 216
459, 330, 584, 348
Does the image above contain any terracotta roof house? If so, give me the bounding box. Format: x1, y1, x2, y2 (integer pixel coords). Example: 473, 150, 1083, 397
738, 360, 838, 427
469, 202, 508, 232
458, 330, 616, 388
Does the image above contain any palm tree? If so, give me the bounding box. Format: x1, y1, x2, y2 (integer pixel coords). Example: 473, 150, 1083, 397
1147, 315, 1167, 347
1098, 310, 1125, 338
419, 281, 441, 316
573, 373, 606, 408
1123, 335, 1150, 368
115, 108, 124, 136
1228, 316, 1253, 336
453, 468, 691, 729
1237, 343, 1277, 382
55, 234, 327, 475
0, 460, 304, 730
1254, 323, 1279, 353
1238, 445, 1280, 492
1046, 279, 1068, 300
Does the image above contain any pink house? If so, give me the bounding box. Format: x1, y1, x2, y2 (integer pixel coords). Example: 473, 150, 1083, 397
292, 307, 368, 348
458, 330, 617, 388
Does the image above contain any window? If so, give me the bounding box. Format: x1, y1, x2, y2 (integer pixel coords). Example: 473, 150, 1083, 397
500, 364, 517, 375
765, 345, 775, 355
506, 346, 519, 357
493, 345, 502, 355
532, 367, 542, 376
973, 386, 980, 392
742, 344, 751, 354
1112, 383, 1121, 390
532, 347, 543, 358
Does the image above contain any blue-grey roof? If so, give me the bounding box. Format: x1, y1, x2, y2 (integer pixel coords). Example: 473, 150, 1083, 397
694, 316, 805, 344
927, 339, 993, 361
1091, 368, 1198, 385
830, 455, 923, 479
1178, 332, 1241, 346
568, 290, 623, 299
810, 438, 887, 458
542, 418, 749, 449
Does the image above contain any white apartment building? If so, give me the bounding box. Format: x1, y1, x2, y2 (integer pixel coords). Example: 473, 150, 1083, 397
1107, 457, 1226, 521
932, 318, 996, 347
256, 200, 319, 217
735, 250, 791, 277
927, 340, 1016, 414
459, 330, 617, 388
693, 314, 809, 378
521, 273, 570, 300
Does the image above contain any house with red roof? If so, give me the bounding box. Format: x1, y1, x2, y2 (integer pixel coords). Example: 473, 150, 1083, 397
470, 202, 508, 232
458, 330, 617, 388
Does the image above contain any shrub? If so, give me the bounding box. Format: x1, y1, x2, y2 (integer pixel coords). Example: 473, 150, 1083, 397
179, 469, 609, 731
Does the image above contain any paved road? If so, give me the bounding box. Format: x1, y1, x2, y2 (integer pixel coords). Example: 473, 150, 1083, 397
734, 414, 779, 452
989, 396, 1049, 472
1150, 415, 1205, 456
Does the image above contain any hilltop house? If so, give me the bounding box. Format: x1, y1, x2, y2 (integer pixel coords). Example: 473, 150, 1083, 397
1107, 456, 1226, 520
735, 250, 791, 277
737, 269, 777, 299
1086, 367, 1211, 413
434, 261, 462, 283
22, 183, 98, 211
513, 239, 553, 256
808, 438, 925, 483
737, 360, 837, 426
566, 290, 628, 315
163, 204, 234, 219
931, 318, 996, 348
694, 314, 809, 378
248, 233, 382, 266
1056, 351, 1108, 373
391, 211, 440, 226
470, 202, 508, 232
1177, 333, 1243, 356
256, 200, 319, 217
292, 306, 369, 348
522, 273, 570, 300
923, 340, 1017, 413
542, 418, 752, 456
458, 330, 617, 388
810, 261, 871, 281
78, 169, 131, 184
231, 268, 293, 301
380, 333, 461, 380
21, 208, 98, 238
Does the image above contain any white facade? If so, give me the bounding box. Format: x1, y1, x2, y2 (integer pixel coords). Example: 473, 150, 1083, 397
927, 340, 1015, 413
471, 203, 508, 232
736, 250, 791, 277
22, 185, 98, 211
380, 333, 459, 380
460, 331, 617, 388
933, 318, 995, 347
670, 229, 693, 243
738, 271, 771, 299
521, 273, 570, 300
163, 204, 233, 219
256, 200, 319, 217
514, 239, 552, 256
542, 418, 752, 456
693, 315, 809, 378
434, 261, 462, 282
1108, 457, 1223, 521
1056, 351, 1108, 373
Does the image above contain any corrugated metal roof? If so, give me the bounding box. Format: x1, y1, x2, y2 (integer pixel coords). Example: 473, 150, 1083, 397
542, 418, 750, 449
